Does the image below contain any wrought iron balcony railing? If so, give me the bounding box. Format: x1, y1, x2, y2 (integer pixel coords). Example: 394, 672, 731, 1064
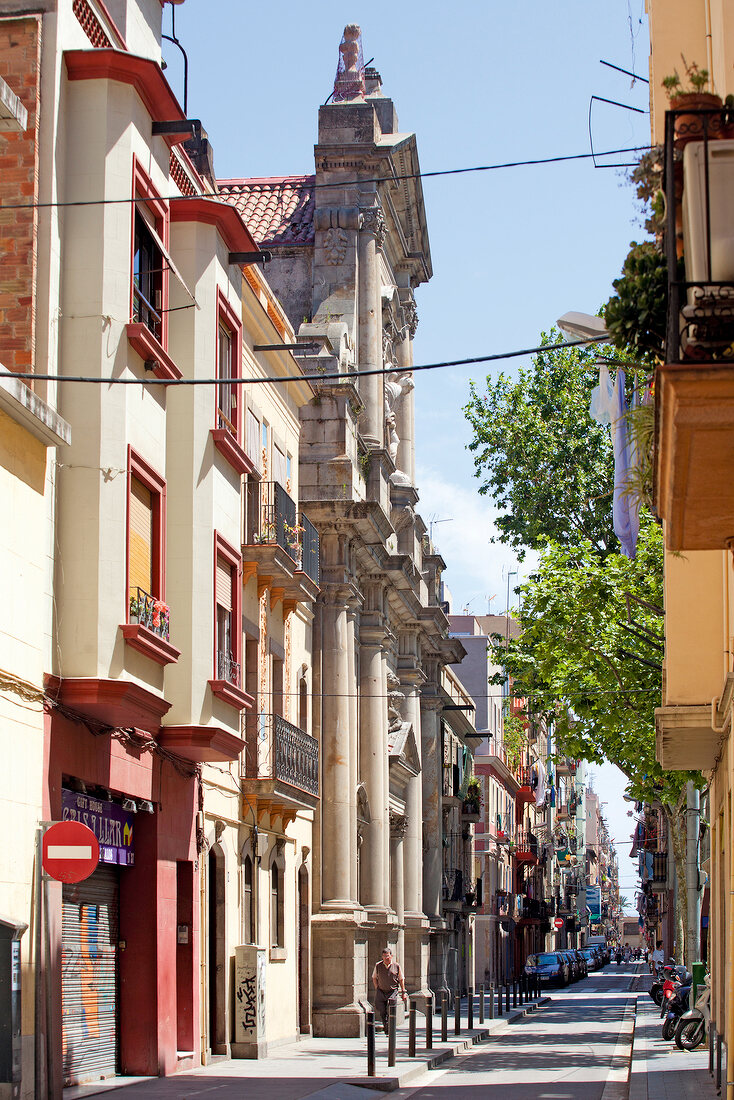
128, 587, 170, 641
442, 867, 463, 903
652, 851, 668, 883
244, 480, 319, 581
244, 713, 319, 797
664, 106, 734, 363
217, 649, 241, 687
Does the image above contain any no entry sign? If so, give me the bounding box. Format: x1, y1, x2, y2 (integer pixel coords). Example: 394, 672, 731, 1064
553, 917, 564, 930
42, 820, 99, 883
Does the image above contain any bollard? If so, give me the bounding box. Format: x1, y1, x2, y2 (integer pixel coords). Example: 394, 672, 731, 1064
468, 987, 474, 1030
709, 1023, 715, 1076
505, 981, 510, 1013
408, 998, 416, 1058
388, 1000, 397, 1068
489, 981, 495, 1020
441, 991, 448, 1043
512, 980, 517, 1008
479, 983, 485, 1024
425, 994, 433, 1051
454, 991, 461, 1035
520, 975, 525, 1005
715, 1031, 722, 1092
366, 1010, 376, 1077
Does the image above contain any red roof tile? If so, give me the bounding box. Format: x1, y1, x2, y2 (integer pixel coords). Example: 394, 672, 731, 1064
217, 175, 315, 247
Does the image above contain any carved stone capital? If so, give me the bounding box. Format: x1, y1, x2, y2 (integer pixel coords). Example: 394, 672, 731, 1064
389, 810, 409, 838
360, 204, 387, 248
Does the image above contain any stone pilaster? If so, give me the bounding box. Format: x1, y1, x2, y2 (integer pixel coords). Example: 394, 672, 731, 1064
395, 290, 417, 484
358, 200, 386, 447
358, 580, 390, 916
420, 692, 443, 919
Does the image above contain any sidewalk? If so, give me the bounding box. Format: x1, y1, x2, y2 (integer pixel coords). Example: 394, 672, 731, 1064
629, 975, 717, 1100
65, 993, 550, 1099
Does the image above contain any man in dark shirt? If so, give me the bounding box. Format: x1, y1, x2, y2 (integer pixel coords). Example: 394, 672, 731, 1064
371, 947, 407, 1032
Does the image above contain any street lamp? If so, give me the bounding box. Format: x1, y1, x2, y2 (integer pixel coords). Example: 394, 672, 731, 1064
557, 311, 611, 343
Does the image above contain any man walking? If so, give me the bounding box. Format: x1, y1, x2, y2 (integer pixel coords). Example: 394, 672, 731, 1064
372, 947, 408, 1033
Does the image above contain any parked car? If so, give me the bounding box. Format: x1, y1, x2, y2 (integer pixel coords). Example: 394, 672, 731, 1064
580, 947, 599, 972
561, 950, 581, 982
524, 951, 570, 987
572, 950, 588, 978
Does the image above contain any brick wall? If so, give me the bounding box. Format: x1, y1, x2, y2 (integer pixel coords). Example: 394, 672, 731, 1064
0, 16, 41, 375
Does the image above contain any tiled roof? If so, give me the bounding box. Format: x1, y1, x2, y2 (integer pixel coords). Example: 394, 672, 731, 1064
217, 175, 315, 247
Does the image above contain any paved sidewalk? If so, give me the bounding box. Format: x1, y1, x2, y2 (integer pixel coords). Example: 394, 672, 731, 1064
65, 994, 549, 1099
629, 979, 716, 1100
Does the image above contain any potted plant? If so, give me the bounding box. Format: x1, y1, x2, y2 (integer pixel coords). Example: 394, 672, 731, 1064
462, 775, 482, 817
663, 58, 729, 146
129, 594, 140, 624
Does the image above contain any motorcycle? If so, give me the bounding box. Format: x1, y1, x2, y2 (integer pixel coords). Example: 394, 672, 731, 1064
661, 981, 691, 1040
675, 982, 710, 1051
649, 960, 679, 1007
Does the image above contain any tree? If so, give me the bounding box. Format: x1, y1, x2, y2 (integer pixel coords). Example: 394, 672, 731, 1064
465, 335, 701, 962
464, 334, 617, 558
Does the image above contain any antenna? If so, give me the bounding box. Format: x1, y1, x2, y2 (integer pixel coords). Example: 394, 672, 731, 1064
428, 515, 453, 542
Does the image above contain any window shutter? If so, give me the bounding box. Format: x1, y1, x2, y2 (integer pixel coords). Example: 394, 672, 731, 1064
129, 478, 153, 595
273, 444, 287, 487
216, 554, 232, 611
246, 410, 261, 470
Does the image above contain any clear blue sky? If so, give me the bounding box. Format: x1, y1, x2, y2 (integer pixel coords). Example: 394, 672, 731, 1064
162, 0, 650, 894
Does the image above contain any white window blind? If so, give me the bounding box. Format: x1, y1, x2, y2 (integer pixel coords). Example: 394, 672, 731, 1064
216, 554, 232, 611
129, 478, 153, 595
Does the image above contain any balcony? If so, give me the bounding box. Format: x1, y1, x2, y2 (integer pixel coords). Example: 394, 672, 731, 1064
209, 646, 253, 712
516, 765, 535, 806
555, 758, 577, 777
657, 110, 734, 548
442, 763, 462, 806
121, 587, 181, 666
442, 867, 464, 910
243, 481, 319, 598
241, 713, 319, 815
513, 830, 539, 865
651, 851, 668, 890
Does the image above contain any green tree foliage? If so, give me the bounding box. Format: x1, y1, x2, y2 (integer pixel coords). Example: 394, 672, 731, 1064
464, 334, 617, 558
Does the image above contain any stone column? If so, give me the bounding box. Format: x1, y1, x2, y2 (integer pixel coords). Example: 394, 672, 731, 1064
394, 296, 417, 484
401, 673, 423, 917
346, 599, 359, 905
358, 201, 386, 448
390, 812, 407, 965
358, 581, 389, 915
421, 693, 444, 920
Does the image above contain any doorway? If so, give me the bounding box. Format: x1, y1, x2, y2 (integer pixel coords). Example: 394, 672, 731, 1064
208, 845, 227, 1055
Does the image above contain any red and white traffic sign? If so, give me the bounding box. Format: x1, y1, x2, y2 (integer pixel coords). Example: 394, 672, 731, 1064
42, 820, 99, 884
553, 917, 564, 930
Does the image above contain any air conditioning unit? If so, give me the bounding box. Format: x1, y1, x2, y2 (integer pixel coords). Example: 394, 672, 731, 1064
683, 139, 734, 287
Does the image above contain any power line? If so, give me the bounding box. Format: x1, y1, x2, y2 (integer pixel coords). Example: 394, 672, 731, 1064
0, 146, 652, 212
7, 334, 609, 387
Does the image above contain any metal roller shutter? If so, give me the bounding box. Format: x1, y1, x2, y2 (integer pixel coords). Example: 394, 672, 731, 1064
61, 866, 119, 1086
129, 476, 153, 596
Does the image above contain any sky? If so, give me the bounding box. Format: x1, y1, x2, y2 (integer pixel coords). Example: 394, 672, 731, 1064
161, 0, 650, 905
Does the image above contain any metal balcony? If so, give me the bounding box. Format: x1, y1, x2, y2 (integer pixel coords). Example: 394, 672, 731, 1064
513, 830, 539, 864
242, 713, 319, 809
243, 481, 320, 596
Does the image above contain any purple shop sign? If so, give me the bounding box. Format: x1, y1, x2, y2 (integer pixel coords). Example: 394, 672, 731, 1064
62, 788, 135, 867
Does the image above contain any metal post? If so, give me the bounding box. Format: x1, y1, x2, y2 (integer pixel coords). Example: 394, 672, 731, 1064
709, 1022, 715, 1076
505, 981, 510, 1012
520, 975, 525, 1004
454, 991, 461, 1034
388, 1000, 397, 1068
715, 1031, 722, 1093
489, 981, 495, 1020
366, 1011, 376, 1077
513, 980, 518, 1008
479, 983, 485, 1024
441, 991, 448, 1042
468, 987, 474, 1030
408, 999, 416, 1058
425, 994, 433, 1050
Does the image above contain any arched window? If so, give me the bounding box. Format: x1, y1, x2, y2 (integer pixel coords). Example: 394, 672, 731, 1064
270, 862, 284, 947
243, 855, 254, 944
298, 675, 308, 732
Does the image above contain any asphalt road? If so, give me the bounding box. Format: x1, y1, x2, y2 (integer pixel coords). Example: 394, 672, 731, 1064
394, 964, 638, 1100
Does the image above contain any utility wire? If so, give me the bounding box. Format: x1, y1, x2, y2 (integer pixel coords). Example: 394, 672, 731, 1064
0, 146, 652, 212
6, 335, 610, 387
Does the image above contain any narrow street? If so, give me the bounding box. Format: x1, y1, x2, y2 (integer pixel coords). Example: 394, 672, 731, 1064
395, 964, 638, 1100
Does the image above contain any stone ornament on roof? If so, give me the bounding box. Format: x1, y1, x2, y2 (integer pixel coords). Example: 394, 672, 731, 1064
333, 24, 366, 102
360, 205, 387, 249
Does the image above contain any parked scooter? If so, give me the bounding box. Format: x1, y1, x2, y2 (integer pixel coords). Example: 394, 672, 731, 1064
650, 960, 686, 1008
675, 982, 710, 1051
661, 980, 691, 1040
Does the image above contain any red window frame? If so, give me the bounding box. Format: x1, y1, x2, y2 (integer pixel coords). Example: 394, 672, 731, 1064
130, 156, 170, 347
211, 288, 253, 474
126, 445, 166, 614
209, 531, 250, 710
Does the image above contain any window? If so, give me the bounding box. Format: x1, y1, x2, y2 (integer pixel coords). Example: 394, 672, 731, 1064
133, 208, 164, 342
273, 443, 286, 488
211, 289, 251, 474
246, 409, 261, 471
122, 449, 179, 663
243, 856, 254, 944
209, 532, 250, 710
270, 861, 284, 949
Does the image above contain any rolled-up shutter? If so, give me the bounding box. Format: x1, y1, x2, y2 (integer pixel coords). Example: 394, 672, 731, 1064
61, 866, 119, 1087
216, 554, 232, 611
129, 477, 152, 596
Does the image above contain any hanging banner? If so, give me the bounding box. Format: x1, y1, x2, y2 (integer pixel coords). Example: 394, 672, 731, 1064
62, 789, 135, 867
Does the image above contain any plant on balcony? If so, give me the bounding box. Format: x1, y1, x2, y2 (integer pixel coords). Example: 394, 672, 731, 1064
604, 242, 669, 365
283, 520, 305, 562
502, 713, 526, 772
254, 521, 276, 544
129, 594, 140, 623
461, 774, 482, 814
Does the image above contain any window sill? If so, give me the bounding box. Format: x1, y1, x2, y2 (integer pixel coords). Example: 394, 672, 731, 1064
211, 427, 257, 476
269, 947, 287, 962
121, 623, 181, 666
127, 322, 182, 381
208, 678, 254, 712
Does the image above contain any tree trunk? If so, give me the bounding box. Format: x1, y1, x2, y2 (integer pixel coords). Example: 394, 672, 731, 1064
665, 805, 688, 965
